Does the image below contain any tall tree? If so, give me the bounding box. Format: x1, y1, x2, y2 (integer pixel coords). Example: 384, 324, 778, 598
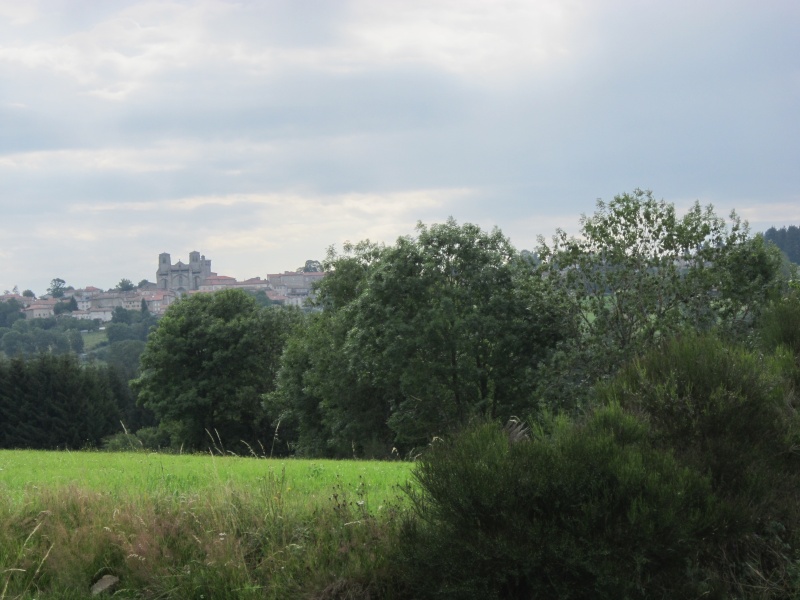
271, 221, 572, 454
116, 278, 135, 292
47, 278, 67, 298
535, 189, 784, 405
133, 289, 301, 451
348, 220, 571, 446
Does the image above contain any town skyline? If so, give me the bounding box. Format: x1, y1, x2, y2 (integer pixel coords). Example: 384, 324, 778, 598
3, 249, 320, 299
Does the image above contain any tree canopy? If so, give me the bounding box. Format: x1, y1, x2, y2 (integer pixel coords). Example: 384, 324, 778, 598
535, 189, 784, 406
133, 289, 301, 451
269, 219, 573, 455
116, 278, 135, 291
47, 278, 67, 298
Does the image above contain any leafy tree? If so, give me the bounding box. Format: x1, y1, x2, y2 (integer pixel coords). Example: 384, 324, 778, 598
299, 259, 323, 273
267, 309, 390, 457
47, 278, 67, 298
137, 279, 152, 289
536, 189, 784, 404
272, 221, 572, 453
268, 241, 389, 456
116, 278, 135, 292
0, 299, 23, 328
53, 297, 78, 315
348, 220, 571, 446
21, 289, 35, 298
133, 289, 301, 451
246, 290, 273, 308
111, 306, 132, 325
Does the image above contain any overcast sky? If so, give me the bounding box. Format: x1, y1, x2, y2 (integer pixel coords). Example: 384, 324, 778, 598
1, 0, 798, 294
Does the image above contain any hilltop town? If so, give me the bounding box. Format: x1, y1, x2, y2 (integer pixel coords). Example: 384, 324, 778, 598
0, 251, 325, 322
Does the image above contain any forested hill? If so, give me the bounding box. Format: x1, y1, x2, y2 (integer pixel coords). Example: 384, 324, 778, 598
765, 224, 800, 264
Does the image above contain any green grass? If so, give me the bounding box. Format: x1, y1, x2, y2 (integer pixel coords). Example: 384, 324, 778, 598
81, 330, 107, 351
0, 451, 414, 599
0, 450, 411, 507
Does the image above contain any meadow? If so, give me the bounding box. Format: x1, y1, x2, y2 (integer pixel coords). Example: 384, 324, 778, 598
0, 451, 414, 599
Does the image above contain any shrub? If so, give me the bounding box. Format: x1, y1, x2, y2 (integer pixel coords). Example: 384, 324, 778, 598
396, 407, 719, 599
600, 333, 800, 597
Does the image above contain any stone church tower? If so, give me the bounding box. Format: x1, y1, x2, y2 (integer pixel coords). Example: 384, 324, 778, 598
157, 251, 214, 293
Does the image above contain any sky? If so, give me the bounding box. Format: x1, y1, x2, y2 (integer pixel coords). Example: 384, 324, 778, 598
1, 0, 798, 295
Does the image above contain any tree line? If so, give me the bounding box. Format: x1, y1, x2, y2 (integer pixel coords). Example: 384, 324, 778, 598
127, 189, 791, 458
765, 224, 800, 265
0, 191, 795, 457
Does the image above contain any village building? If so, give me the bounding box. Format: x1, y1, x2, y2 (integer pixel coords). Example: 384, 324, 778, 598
22, 299, 58, 319
157, 251, 214, 294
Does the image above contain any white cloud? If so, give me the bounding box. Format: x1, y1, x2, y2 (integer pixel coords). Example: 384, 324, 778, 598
0, 0, 588, 104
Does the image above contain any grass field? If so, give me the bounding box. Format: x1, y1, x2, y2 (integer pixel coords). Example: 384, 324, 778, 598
0, 450, 412, 506
80, 330, 107, 351
0, 451, 415, 599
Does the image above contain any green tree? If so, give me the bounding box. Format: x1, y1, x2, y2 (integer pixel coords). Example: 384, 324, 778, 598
536, 189, 784, 402
272, 221, 572, 454
53, 297, 78, 315
21, 289, 35, 298
0, 298, 24, 328
0, 353, 123, 449
299, 259, 323, 272
111, 306, 133, 325
116, 278, 135, 292
267, 241, 389, 457
133, 289, 301, 451
348, 220, 570, 446
599, 334, 800, 596
47, 278, 67, 298
397, 410, 718, 599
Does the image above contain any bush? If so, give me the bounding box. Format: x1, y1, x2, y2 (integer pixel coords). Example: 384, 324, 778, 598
396, 408, 719, 599
599, 333, 800, 597
760, 293, 800, 355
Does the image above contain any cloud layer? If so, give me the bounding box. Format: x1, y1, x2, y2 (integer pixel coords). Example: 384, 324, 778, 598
1, 0, 798, 293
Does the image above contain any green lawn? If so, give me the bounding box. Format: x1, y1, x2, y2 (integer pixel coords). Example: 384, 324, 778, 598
0, 450, 413, 507
81, 329, 107, 351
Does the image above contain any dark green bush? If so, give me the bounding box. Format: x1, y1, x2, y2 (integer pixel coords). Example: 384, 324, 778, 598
760, 288, 800, 354
600, 333, 800, 597
396, 407, 719, 599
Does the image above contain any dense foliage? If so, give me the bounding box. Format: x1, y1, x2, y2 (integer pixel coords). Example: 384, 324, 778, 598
1, 315, 93, 357
535, 189, 783, 409
397, 409, 719, 599
0, 353, 133, 449
765, 224, 800, 264
133, 289, 302, 452
399, 331, 800, 599
268, 220, 574, 456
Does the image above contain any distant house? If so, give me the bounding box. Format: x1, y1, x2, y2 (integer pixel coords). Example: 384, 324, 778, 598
63, 305, 114, 323
0, 293, 32, 307
266, 271, 325, 306
22, 299, 58, 319
199, 275, 238, 292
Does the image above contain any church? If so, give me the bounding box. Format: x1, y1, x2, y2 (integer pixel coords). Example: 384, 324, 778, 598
156, 251, 215, 294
